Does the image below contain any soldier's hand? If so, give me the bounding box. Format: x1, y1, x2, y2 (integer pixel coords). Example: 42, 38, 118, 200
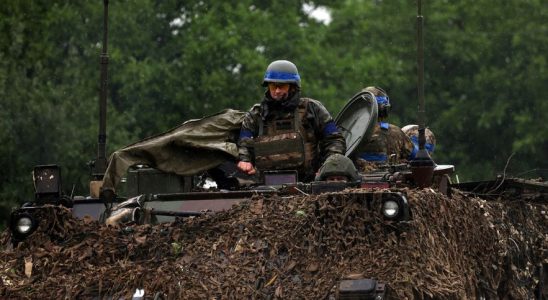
237, 161, 256, 175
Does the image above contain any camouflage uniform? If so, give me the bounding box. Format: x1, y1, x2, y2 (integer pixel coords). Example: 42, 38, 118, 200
355, 122, 416, 166
238, 91, 345, 181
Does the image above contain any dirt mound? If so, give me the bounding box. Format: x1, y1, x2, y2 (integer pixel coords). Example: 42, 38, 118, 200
1, 189, 546, 299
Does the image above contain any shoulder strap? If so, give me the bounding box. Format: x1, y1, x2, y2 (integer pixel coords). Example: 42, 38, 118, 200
258, 118, 264, 136
257, 105, 265, 136
295, 98, 310, 128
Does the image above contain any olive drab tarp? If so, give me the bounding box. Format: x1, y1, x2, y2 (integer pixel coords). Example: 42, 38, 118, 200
102, 109, 246, 190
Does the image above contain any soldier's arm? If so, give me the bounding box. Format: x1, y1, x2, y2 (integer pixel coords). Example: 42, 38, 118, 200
308, 100, 346, 160
237, 105, 261, 164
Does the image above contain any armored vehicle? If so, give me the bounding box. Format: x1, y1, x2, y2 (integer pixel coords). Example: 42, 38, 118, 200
4, 1, 546, 299
6, 91, 458, 300
7, 85, 546, 299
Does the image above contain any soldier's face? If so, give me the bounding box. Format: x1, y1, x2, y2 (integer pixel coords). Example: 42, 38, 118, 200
326, 175, 348, 182
268, 83, 290, 100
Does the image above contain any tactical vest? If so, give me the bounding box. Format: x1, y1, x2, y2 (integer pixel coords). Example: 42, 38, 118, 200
253, 98, 317, 176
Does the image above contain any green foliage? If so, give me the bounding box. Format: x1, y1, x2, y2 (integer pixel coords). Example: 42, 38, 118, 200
422, 0, 548, 180
0, 0, 546, 227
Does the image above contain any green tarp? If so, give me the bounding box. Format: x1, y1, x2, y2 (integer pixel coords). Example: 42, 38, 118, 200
102, 109, 246, 190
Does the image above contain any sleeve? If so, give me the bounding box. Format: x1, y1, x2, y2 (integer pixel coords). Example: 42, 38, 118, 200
237, 106, 261, 162
308, 100, 346, 161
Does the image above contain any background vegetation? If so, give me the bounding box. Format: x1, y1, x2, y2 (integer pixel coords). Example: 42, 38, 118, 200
1, 0, 546, 226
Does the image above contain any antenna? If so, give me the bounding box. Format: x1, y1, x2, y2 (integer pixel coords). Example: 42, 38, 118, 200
417, 0, 426, 150
410, 0, 436, 188
92, 0, 109, 179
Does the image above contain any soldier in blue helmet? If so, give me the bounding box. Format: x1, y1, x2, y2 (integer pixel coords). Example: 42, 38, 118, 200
237, 60, 346, 182
354, 86, 416, 169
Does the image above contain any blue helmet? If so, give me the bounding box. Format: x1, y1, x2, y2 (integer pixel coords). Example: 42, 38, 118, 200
262, 60, 301, 87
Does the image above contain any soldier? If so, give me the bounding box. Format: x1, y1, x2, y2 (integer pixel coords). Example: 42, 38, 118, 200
354, 86, 417, 168
237, 60, 346, 182
401, 124, 436, 155
314, 154, 360, 182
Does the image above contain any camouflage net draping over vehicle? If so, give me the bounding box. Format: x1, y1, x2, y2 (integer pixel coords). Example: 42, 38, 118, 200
0, 189, 546, 299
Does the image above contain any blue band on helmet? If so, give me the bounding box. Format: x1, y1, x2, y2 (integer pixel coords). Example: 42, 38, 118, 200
379, 122, 389, 129
410, 136, 418, 147
264, 71, 301, 82
239, 129, 253, 139
409, 144, 418, 159
323, 121, 339, 136
376, 96, 390, 105
410, 136, 435, 153
359, 153, 387, 162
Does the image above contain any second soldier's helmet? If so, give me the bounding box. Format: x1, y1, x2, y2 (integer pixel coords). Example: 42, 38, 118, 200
315, 154, 361, 182
362, 86, 391, 118
402, 124, 436, 154
262, 60, 301, 88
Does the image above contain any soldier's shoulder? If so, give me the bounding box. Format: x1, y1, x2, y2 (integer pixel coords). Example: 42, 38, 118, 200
387, 123, 402, 130
301, 97, 321, 105
385, 123, 406, 135
242, 104, 262, 123
301, 98, 327, 111
247, 103, 262, 114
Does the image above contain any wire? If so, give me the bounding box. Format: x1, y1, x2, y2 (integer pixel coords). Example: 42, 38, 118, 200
486, 152, 515, 195
294, 187, 309, 196
70, 184, 76, 199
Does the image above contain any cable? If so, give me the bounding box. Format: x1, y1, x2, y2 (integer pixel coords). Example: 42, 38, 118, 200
486, 152, 515, 195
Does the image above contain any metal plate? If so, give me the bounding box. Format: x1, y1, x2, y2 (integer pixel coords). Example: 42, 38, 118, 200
335, 91, 378, 157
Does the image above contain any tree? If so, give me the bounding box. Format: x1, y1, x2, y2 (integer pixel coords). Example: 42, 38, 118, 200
422, 0, 548, 180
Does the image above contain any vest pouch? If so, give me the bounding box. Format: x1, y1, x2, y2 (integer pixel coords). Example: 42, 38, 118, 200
254, 132, 305, 171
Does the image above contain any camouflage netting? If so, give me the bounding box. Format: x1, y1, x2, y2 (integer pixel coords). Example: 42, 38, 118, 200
0, 189, 546, 299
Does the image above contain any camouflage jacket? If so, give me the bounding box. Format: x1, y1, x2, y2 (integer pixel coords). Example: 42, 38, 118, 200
238, 91, 345, 176
355, 122, 416, 164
